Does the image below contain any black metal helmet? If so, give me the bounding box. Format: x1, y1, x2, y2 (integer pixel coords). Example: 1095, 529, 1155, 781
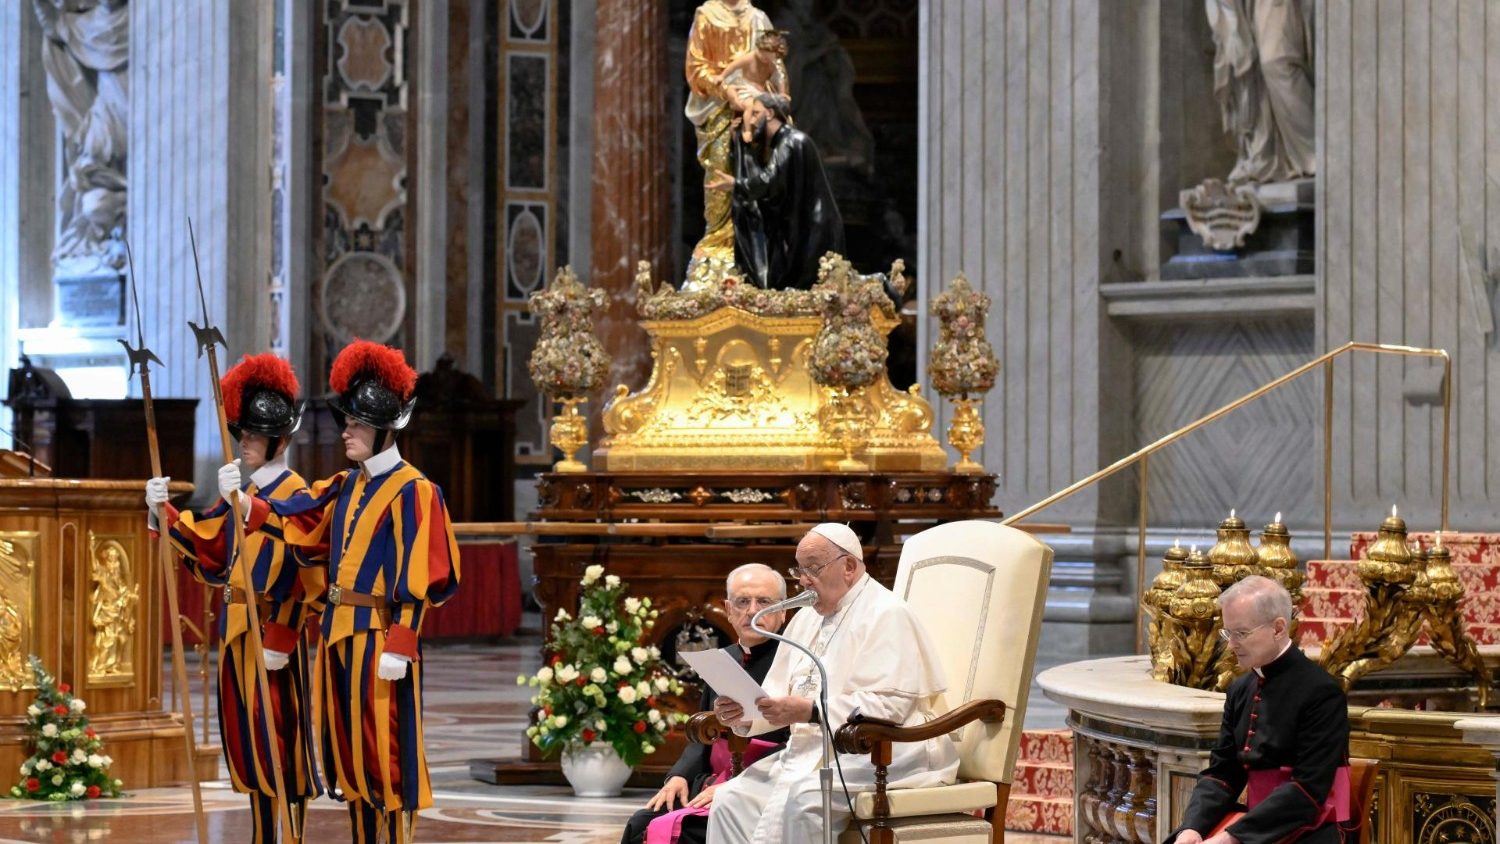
222, 354, 303, 444
327, 340, 417, 432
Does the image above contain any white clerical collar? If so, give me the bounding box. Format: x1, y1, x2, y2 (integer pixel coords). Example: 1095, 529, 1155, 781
829, 573, 870, 616
1253, 639, 1294, 677
362, 443, 403, 478
248, 456, 288, 491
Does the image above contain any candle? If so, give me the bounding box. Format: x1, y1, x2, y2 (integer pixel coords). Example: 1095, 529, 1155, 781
1392, 504, 1398, 518
1173, 538, 1181, 551
1274, 511, 1282, 523
1230, 508, 1237, 519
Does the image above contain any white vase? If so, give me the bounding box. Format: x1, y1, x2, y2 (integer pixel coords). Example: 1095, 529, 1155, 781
561, 744, 633, 797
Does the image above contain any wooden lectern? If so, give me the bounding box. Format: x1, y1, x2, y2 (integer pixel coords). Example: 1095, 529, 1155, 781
0, 475, 205, 787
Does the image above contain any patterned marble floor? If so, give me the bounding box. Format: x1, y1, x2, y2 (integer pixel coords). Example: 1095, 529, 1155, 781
0, 622, 1069, 842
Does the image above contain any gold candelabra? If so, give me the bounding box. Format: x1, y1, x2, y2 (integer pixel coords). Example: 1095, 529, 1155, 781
1319, 508, 1425, 690
1208, 509, 1260, 588
1419, 538, 1495, 708
1165, 546, 1229, 690
1143, 542, 1189, 682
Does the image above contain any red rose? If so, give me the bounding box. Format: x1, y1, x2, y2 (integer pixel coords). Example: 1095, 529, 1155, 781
52, 751, 67, 765
550, 654, 563, 666
85, 785, 100, 799
54, 705, 68, 715
58, 683, 70, 693
593, 626, 606, 635
581, 729, 596, 742
541, 706, 552, 716
575, 677, 586, 686
647, 697, 657, 707
85, 728, 96, 739
633, 721, 647, 734
25, 777, 38, 792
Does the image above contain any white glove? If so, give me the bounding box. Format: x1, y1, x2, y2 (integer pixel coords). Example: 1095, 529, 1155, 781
144, 476, 170, 512
262, 649, 289, 672
217, 460, 242, 503
377, 652, 410, 681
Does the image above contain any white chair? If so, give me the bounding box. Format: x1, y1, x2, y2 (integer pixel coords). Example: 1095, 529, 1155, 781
833, 519, 1054, 844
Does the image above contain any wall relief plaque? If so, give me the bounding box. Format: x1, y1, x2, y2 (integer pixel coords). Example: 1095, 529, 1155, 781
0, 532, 40, 692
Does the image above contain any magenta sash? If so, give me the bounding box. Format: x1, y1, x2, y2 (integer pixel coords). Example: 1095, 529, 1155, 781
643, 738, 780, 844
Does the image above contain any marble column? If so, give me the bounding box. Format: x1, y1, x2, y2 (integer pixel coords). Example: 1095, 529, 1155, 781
127, 1, 271, 501
590, 0, 670, 393
413, 0, 448, 372
0, 2, 43, 432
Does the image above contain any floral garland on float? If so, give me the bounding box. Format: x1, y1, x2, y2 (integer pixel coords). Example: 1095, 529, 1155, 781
519, 565, 687, 796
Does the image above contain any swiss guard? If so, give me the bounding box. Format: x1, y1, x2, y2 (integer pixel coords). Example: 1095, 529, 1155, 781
145, 353, 325, 844
227, 339, 461, 844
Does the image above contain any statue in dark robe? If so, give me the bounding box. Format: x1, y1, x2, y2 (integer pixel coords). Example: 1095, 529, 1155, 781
711, 93, 844, 290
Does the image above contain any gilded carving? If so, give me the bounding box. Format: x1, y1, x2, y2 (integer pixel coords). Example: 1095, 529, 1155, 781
597, 260, 947, 472
1413, 791, 1494, 844
629, 488, 682, 504
0, 532, 39, 692
87, 534, 139, 685
721, 488, 775, 504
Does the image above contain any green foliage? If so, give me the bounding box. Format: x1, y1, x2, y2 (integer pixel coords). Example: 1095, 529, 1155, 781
517, 565, 687, 767
7, 656, 122, 802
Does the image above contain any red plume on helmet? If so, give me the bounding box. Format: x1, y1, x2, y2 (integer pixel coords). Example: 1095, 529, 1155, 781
219, 354, 303, 448
328, 340, 418, 431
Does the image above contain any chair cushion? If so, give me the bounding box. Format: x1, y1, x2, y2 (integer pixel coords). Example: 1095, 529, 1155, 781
851, 781, 998, 819
838, 814, 993, 843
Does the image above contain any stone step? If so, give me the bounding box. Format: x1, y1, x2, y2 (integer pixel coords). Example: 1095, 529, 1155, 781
1004, 794, 1074, 836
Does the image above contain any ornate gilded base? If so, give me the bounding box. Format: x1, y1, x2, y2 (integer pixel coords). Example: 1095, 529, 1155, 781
946, 397, 986, 473
549, 398, 589, 473
598, 306, 947, 472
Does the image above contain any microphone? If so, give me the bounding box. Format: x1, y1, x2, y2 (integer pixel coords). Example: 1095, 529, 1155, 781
750, 588, 817, 625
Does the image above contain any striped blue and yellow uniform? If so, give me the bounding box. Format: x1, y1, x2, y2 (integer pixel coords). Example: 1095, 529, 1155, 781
246, 456, 459, 831
164, 469, 326, 843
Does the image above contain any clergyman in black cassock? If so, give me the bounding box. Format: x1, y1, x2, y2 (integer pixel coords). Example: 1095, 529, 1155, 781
728, 93, 845, 290
1168, 576, 1351, 844
620, 639, 786, 844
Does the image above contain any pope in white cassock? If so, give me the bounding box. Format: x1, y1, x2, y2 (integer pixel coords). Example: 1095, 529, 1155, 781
706, 523, 958, 842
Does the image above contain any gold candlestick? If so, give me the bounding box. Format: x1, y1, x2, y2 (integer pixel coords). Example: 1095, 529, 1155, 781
1420, 538, 1495, 708
1144, 542, 1189, 682
1320, 507, 1427, 689
1256, 512, 1304, 630
1166, 546, 1227, 690
1207, 509, 1260, 588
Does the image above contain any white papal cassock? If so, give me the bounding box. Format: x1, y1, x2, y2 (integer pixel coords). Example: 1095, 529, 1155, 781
706, 574, 959, 842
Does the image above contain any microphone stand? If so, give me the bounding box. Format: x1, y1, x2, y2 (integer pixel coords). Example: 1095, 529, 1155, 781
751, 597, 835, 844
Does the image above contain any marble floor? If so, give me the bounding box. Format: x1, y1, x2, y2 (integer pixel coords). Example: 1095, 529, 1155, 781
0, 620, 1070, 842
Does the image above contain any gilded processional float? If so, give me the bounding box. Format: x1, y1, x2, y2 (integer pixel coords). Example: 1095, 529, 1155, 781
479, 1, 1006, 786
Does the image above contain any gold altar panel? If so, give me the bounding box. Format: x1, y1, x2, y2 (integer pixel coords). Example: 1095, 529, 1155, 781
600, 308, 947, 471
0, 481, 194, 789
0, 532, 39, 692
86, 532, 141, 687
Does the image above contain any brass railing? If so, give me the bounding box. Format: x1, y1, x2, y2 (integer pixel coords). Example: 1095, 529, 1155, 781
1000, 342, 1452, 650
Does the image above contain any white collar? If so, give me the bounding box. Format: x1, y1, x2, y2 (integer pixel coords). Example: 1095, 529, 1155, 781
1253, 639, 1294, 677
821, 573, 870, 618
362, 443, 403, 478
248, 455, 288, 491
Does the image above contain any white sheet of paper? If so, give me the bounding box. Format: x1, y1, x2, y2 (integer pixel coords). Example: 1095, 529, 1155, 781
680, 648, 770, 715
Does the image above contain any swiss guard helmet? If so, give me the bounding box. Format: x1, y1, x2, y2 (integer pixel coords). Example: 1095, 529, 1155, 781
221, 353, 303, 459
327, 340, 417, 448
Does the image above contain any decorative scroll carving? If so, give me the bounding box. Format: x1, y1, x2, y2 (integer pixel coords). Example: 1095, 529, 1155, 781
87, 534, 139, 684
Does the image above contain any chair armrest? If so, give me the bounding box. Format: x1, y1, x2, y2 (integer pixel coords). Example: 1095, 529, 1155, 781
834, 699, 1007, 755
685, 711, 728, 746
684, 710, 752, 776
